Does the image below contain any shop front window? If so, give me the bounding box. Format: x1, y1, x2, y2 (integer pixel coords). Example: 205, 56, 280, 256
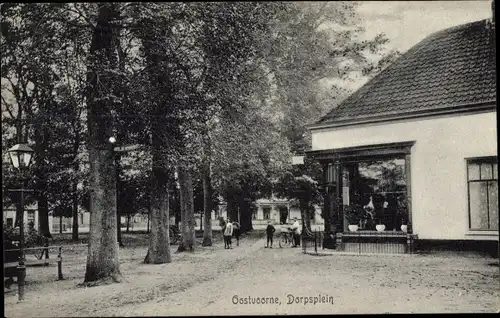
343, 158, 408, 231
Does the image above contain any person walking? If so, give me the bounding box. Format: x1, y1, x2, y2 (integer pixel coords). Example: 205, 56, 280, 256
291, 217, 301, 247
219, 217, 227, 246
265, 220, 276, 248
232, 220, 241, 246
224, 218, 233, 249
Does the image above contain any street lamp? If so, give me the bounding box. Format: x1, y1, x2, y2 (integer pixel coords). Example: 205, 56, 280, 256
109, 136, 125, 247
7, 143, 35, 301
8, 143, 34, 171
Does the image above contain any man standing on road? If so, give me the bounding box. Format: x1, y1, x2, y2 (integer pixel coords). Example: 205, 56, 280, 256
291, 217, 301, 247
224, 218, 233, 249
265, 220, 275, 248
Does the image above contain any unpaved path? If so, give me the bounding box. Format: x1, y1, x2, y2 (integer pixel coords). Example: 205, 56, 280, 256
4, 237, 499, 316
113, 248, 500, 316
4, 236, 265, 317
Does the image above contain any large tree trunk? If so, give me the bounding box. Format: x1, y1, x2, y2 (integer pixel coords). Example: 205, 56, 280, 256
72, 182, 79, 241
32, 97, 51, 238
177, 166, 195, 252
178, 167, 188, 251
299, 200, 312, 237
147, 206, 151, 233
144, 150, 171, 264
239, 200, 253, 233
202, 159, 213, 246
83, 3, 122, 285
227, 199, 239, 224
84, 148, 121, 284
186, 170, 196, 246
37, 194, 51, 237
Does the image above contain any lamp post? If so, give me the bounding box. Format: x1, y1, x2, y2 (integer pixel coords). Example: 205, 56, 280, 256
109, 136, 124, 247
7, 143, 35, 301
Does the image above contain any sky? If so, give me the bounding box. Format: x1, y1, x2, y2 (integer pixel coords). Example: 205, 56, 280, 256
358, 1, 493, 53
335, 0, 493, 90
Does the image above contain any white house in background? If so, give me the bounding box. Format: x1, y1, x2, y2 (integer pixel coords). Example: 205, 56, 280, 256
212, 197, 323, 227
2, 202, 51, 230
3, 202, 91, 233
307, 17, 497, 242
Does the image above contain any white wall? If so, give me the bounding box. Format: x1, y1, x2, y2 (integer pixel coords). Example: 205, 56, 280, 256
311, 111, 498, 240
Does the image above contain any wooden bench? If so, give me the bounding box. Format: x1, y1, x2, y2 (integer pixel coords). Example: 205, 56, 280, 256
4, 246, 65, 280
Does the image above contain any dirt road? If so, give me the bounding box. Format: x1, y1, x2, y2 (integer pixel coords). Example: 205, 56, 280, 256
4, 236, 499, 316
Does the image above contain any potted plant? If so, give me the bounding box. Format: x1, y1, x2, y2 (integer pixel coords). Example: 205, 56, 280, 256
375, 219, 386, 232
400, 213, 409, 233
344, 204, 363, 232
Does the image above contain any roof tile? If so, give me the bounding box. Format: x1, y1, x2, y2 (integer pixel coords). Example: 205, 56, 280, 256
319, 20, 496, 124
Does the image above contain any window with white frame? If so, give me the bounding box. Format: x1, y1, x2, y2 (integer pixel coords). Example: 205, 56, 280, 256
27, 211, 35, 226
467, 157, 498, 230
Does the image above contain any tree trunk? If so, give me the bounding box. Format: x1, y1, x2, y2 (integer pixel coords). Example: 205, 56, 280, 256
117, 212, 123, 244
84, 148, 122, 284
37, 189, 51, 238
239, 200, 253, 233
175, 207, 181, 227
72, 182, 79, 241
299, 200, 312, 237
59, 216, 63, 234
126, 215, 130, 233
178, 167, 188, 251
177, 166, 195, 252
202, 160, 213, 246
227, 199, 239, 224
306, 204, 312, 232
144, 150, 171, 264
83, 3, 122, 285
186, 170, 196, 247
147, 207, 150, 233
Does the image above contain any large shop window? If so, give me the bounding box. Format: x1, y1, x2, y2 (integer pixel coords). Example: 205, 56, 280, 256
467, 157, 498, 230
343, 158, 408, 231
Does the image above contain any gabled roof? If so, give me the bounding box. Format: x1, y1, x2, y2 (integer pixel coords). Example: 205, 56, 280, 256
317, 19, 496, 126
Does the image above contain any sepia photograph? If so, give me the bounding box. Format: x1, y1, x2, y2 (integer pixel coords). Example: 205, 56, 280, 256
2, 1, 498, 316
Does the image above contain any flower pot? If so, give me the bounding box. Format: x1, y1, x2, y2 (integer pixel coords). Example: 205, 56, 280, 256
375, 224, 385, 232
401, 225, 408, 233
348, 225, 359, 232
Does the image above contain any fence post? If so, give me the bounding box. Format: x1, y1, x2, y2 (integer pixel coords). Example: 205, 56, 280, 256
302, 234, 305, 254
57, 246, 63, 280
44, 239, 50, 266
